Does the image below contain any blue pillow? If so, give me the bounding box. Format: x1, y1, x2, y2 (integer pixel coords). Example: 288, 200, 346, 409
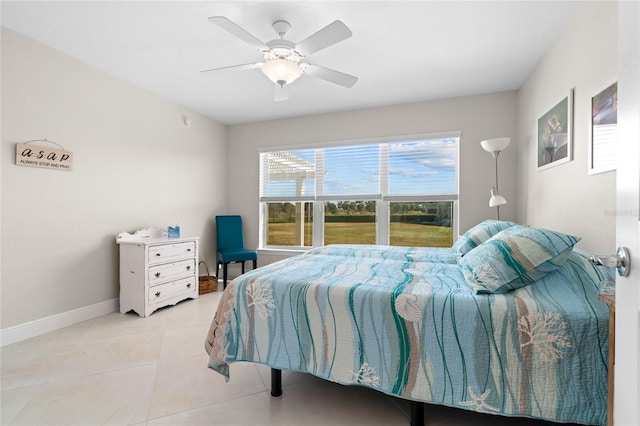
452, 220, 518, 255
458, 226, 581, 294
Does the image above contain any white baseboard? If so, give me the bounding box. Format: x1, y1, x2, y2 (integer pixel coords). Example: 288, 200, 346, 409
0, 298, 119, 347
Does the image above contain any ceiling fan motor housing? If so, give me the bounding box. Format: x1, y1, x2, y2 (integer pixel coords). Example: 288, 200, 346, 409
264, 44, 300, 61
272, 20, 291, 38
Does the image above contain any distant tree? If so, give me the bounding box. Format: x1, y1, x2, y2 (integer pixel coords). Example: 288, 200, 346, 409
326, 202, 338, 215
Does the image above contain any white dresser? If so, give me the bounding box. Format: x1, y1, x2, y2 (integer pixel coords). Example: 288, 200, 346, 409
117, 228, 199, 317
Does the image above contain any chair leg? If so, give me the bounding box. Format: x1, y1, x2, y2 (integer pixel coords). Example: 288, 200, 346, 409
253, 259, 257, 270
241, 261, 245, 274
223, 262, 228, 290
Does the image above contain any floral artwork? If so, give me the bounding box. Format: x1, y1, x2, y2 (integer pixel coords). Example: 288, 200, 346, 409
538, 90, 573, 170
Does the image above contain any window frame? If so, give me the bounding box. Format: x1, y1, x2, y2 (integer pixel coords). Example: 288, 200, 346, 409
259, 131, 460, 250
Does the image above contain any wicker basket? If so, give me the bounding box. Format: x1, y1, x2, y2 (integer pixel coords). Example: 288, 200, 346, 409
198, 261, 218, 294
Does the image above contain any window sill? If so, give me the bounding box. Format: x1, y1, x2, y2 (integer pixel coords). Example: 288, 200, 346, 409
258, 247, 309, 257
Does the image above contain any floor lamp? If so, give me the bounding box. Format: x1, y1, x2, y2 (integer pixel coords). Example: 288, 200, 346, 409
480, 137, 510, 220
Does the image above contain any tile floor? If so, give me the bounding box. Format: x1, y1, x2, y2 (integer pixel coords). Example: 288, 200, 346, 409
1, 289, 573, 425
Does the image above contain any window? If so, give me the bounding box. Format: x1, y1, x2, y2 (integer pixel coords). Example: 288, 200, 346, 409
259, 134, 459, 249
324, 200, 377, 245
389, 201, 454, 247
265, 202, 313, 246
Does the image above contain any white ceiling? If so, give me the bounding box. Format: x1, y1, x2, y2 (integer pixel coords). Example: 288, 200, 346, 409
1, 1, 582, 125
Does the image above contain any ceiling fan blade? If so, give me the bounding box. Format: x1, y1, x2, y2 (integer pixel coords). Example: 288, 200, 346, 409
201, 62, 263, 75
304, 64, 358, 88
295, 20, 352, 56
208, 16, 269, 51
274, 84, 290, 102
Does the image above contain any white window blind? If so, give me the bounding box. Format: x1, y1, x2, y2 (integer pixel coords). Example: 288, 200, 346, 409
260, 149, 316, 201
319, 144, 381, 201
260, 136, 459, 202
388, 139, 458, 196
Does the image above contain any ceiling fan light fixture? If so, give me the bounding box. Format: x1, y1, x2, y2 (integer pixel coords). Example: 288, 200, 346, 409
262, 59, 303, 86
205, 16, 358, 96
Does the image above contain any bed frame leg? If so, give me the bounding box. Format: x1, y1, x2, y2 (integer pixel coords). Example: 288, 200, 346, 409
270, 367, 421, 424
271, 368, 282, 397
410, 401, 424, 426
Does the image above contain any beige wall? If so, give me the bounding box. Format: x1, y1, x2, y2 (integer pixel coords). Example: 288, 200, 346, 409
227, 91, 519, 265
516, 1, 617, 253
1, 28, 227, 329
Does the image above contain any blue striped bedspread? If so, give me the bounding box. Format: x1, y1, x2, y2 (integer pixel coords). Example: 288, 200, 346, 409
205, 245, 609, 425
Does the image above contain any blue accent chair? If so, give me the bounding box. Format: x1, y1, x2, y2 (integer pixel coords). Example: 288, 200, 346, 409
215, 215, 258, 289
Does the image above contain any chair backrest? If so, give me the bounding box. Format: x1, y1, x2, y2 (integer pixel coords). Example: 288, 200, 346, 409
216, 215, 246, 251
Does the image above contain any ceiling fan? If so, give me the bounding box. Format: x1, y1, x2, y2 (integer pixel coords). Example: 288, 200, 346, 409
202, 16, 358, 101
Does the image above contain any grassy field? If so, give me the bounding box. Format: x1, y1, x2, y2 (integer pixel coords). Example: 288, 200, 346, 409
267, 222, 452, 247
389, 222, 453, 247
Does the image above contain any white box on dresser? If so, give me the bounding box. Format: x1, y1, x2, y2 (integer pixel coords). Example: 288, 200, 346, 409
117, 228, 199, 317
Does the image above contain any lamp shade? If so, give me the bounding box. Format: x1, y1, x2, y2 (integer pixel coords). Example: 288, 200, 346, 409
481, 137, 511, 153
489, 194, 507, 207
489, 188, 507, 207
262, 59, 302, 86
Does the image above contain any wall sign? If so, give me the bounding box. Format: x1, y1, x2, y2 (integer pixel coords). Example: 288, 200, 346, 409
15, 140, 73, 171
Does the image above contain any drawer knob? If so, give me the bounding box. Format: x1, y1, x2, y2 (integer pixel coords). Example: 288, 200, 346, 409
187, 283, 192, 288
187, 248, 192, 252
155, 272, 161, 278
155, 291, 161, 297
186, 266, 191, 271
155, 253, 161, 257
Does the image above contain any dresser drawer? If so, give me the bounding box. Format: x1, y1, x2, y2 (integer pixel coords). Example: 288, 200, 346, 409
148, 241, 196, 265
148, 276, 196, 304
149, 258, 195, 284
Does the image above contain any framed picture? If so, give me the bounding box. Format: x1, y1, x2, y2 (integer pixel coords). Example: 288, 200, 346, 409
537, 89, 574, 171
588, 82, 617, 175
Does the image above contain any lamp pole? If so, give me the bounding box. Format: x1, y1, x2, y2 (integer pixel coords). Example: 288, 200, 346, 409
481, 137, 510, 221
494, 151, 501, 220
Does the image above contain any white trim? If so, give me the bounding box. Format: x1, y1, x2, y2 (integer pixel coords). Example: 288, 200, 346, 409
257, 130, 463, 153
260, 196, 316, 202
383, 194, 458, 202
0, 298, 119, 347
258, 248, 308, 256
314, 150, 325, 246
313, 199, 324, 246
377, 200, 390, 245
378, 144, 390, 245
316, 194, 383, 201
258, 202, 266, 248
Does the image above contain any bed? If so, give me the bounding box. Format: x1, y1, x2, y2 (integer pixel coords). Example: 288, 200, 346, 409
205, 221, 610, 425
